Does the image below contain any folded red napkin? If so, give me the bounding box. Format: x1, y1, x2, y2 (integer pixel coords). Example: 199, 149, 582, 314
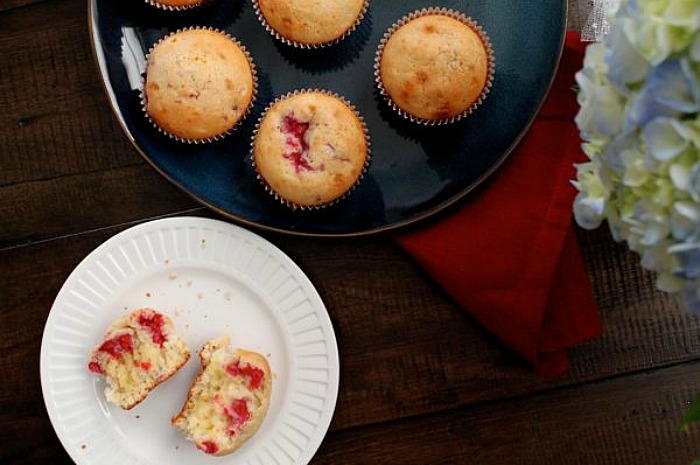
393, 32, 602, 376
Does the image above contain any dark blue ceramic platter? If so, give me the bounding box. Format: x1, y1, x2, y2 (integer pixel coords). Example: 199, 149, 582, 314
89, 0, 567, 236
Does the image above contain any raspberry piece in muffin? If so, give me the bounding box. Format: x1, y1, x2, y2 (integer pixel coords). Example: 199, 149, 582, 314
87, 308, 190, 410
252, 90, 370, 209
172, 336, 272, 456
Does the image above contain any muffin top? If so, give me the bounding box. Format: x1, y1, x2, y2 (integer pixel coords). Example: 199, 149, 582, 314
253, 92, 369, 208
256, 0, 366, 46
378, 13, 491, 122
145, 29, 255, 141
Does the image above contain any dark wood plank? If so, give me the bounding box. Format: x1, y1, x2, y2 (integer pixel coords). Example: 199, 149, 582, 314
0, 164, 199, 248
10, 359, 700, 465
0, 0, 140, 188
9, 361, 700, 465
0, 0, 51, 14
314, 362, 700, 465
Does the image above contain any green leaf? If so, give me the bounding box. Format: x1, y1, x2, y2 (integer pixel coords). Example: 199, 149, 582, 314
678, 393, 700, 433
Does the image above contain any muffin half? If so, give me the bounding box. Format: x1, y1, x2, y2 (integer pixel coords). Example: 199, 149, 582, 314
172, 336, 272, 456
87, 308, 190, 410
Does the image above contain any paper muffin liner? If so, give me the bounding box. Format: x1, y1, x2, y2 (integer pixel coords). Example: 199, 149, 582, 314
374, 7, 495, 126
251, 0, 370, 49
250, 89, 372, 211
140, 27, 258, 144
144, 0, 207, 12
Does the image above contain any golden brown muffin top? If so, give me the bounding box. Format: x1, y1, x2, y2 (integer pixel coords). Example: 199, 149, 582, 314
253, 92, 368, 208
379, 14, 491, 121
256, 0, 366, 46
145, 29, 255, 141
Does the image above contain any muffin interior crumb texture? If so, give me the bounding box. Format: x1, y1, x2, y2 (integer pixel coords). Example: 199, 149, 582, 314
87, 308, 191, 410
257, 0, 366, 45
380, 14, 490, 121
253, 92, 368, 208
145, 29, 254, 141
172, 336, 272, 456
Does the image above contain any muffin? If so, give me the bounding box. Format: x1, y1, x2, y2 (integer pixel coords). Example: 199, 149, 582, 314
375, 8, 494, 124
172, 336, 272, 456
143, 28, 257, 143
87, 308, 191, 410
145, 0, 203, 11
252, 90, 370, 209
253, 0, 368, 47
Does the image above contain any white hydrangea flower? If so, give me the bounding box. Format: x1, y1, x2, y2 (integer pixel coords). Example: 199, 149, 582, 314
574, 0, 700, 312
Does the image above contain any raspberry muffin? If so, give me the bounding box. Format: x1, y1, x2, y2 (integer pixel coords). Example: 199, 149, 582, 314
87, 308, 191, 410
252, 90, 370, 209
253, 0, 368, 47
143, 28, 257, 142
172, 336, 272, 456
376, 8, 494, 124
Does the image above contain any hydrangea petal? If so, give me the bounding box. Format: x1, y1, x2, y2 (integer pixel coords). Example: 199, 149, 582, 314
691, 35, 700, 61
605, 22, 651, 86
669, 163, 691, 191
573, 193, 606, 230
649, 59, 700, 113
688, 162, 700, 201
624, 84, 679, 131
664, 0, 700, 29
642, 117, 689, 161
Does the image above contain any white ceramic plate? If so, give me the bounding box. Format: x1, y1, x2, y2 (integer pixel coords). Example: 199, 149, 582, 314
40, 217, 339, 465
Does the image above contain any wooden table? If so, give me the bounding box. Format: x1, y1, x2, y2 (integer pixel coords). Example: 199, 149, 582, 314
3, 1, 700, 464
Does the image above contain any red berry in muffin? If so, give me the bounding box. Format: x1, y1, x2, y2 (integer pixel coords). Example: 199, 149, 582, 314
87, 308, 190, 410
172, 336, 272, 456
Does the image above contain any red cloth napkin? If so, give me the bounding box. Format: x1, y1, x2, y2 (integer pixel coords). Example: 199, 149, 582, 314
393, 32, 602, 376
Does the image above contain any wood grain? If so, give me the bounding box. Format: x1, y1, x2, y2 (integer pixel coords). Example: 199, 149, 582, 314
4, 1, 698, 464
314, 363, 700, 465
0, 0, 139, 189
0, 0, 50, 14
0, 164, 198, 249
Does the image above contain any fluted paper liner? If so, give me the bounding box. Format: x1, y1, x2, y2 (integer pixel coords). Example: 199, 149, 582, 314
252, 0, 370, 49
144, 0, 206, 12
141, 27, 258, 144
250, 89, 371, 210
374, 7, 495, 126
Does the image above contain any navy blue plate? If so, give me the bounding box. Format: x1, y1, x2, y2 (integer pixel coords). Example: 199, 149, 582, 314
89, 0, 567, 236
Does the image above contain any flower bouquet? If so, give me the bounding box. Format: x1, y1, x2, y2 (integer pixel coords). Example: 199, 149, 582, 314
574, 0, 700, 313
